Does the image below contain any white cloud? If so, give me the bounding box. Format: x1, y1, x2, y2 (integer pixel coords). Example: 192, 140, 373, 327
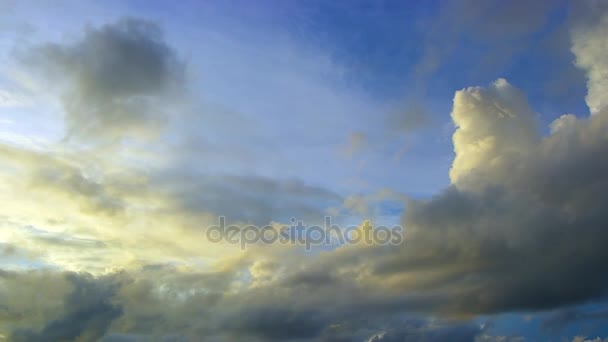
572, 3, 608, 115
450, 78, 538, 189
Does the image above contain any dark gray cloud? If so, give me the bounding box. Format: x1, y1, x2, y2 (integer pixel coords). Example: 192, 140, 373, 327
221, 308, 328, 340
19, 17, 183, 140
10, 272, 124, 342
0, 266, 486, 341
160, 172, 342, 225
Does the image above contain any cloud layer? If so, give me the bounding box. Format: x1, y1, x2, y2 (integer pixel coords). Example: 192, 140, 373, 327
1, 2, 608, 341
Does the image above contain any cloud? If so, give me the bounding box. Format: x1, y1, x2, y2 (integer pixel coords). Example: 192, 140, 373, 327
0, 266, 491, 341
415, 0, 563, 79
388, 102, 432, 135
18, 17, 184, 141
161, 172, 342, 225
341, 77, 608, 315
3, 4, 608, 342
264, 6, 608, 319
0, 89, 28, 107
220, 308, 328, 340
10, 273, 123, 342
0, 143, 128, 216
449, 78, 539, 188
571, 1, 608, 115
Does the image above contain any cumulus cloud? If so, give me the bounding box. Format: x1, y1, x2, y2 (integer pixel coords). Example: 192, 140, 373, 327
252, 5, 608, 321
449, 78, 539, 188
571, 1, 608, 115
326, 76, 608, 316
18, 17, 183, 141
317, 6, 608, 317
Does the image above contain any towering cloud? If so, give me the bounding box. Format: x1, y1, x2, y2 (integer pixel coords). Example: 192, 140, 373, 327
346, 5, 608, 315
259, 3, 608, 321
449, 78, 538, 189
571, 2, 608, 115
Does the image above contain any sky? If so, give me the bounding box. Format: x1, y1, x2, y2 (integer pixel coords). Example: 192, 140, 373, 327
1, 0, 608, 341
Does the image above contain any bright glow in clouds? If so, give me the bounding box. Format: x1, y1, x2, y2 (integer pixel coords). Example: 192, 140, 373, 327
1, 1, 608, 341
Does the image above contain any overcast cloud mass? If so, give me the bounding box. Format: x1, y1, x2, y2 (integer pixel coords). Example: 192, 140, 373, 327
2, 1, 608, 341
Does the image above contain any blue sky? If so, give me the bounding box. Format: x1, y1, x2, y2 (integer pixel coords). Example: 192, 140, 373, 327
1, 1, 608, 341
